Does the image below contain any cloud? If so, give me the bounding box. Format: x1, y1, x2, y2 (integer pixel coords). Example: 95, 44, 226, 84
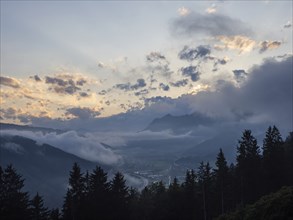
179, 45, 211, 61
0, 76, 21, 88
45, 76, 68, 86
171, 11, 253, 37
140, 56, 292, 132
0, 130, 122, 165
206, 4, 217, 14
79, 92, 90, 98
217, 57, 229, 65
159, 83, 170, 91
65, 107, 101, 119
177, 6, 191, 16
0, 107, 19, 119
215, 35, 256, 53
0, 107, 48, 123
211, 56, 230, 71
233, 69, 248, 83
181, 66, 200, 82
170, 79, 189, 87
98, 90, 107, 95
33, 75, 42, 82
146, 52, 166, 62
259, 40, 282, 53
284, 21, 292, 28
44, 74, 88, 95
115, 78, 146, 91
132, 79, 147, 90
76, 78, 87, 86
145, 52, 173, 77
134, 89, 149, 96
1, 143, 24, 154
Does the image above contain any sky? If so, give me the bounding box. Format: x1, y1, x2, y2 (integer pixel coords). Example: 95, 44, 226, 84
0, 1, 292, 131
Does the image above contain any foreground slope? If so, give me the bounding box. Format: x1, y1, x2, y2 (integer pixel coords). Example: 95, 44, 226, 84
0, 135, 102, 208
217, 186, 293, 220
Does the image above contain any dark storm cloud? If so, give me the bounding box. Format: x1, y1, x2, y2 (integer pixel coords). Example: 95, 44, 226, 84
170, 79, 189, 87
233, 69, 248, 83
65, 107, 101, 120
179, 45, 211, 61
171, 11, 253, 37
259, 41, 282, 53
146, 52, 166, 62
139, 56, 292, 130
181, 66, 200, 82
115, 79, 147, 91
159, 83, 170, 91
0, 76, 20, 88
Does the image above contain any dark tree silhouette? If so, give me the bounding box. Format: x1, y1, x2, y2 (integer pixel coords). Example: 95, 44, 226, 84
2, 126, 293, 220
262, 126, 284, 193
30, 192, 50, 220
283, 132, 293, 185
214, 148, 229, 215
0, 165, 30, 220
182, 169, 199, 220
110, 172, 130, 220
62, 162, 85, 220
198, 162, 213, 220
49, 208, 60, 220
88, 166, 110, 220
236, 130, 261, 205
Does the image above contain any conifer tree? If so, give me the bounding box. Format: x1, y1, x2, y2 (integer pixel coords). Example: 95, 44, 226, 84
0, 165, 30, 220
236, 130, 261, 205
88, 166, 110, 220
49, 208, 60, 220
167, 177, 183, 220
30, 192, 49, 220
283, 132, 293, 185
198, 162, 213, 220
262, 126, 284, 192
182, 169, 198, 220
62, 163, 85, 220
214, 149, 229, 215
110, 172, 129, 220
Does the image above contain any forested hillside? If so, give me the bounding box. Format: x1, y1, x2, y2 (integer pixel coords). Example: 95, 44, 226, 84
1, 126, 292, 220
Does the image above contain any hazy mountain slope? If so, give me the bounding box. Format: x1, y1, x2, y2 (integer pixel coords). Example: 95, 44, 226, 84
0, 122, 64, 134
175, 131, 241, 168
144, 112, 217, 133
0, 135, 103, 208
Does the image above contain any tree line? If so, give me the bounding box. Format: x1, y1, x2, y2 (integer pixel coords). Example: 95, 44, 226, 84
1, 125, 292, 220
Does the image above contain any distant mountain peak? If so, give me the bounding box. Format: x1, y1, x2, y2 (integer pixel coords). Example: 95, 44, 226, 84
0, 122, 65, 134
144, 112, 217, 133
